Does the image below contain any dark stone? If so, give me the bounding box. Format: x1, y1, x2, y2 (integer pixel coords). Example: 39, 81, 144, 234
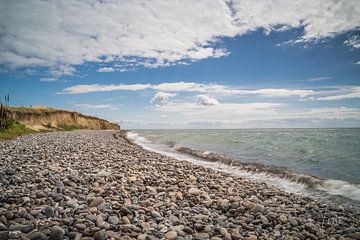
8, 224, 33, 234
94, 231, 107, 240
28, 231, 48, 240
43, 206, 54, 218
120, 207, 132, 215
49, 226, 65, 240
4, 168, 15, 175
0, 231, 9, 240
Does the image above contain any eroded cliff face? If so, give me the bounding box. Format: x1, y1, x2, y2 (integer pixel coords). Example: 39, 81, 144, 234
7, 107, 120, 131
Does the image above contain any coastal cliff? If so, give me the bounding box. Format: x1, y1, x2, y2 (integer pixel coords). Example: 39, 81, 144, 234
6, 106, 120, 131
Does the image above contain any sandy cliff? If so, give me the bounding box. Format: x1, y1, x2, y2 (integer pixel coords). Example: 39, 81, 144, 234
7, 106, 120, 131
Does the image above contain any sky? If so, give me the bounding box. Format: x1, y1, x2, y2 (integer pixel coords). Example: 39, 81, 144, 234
0, 0, 360, 129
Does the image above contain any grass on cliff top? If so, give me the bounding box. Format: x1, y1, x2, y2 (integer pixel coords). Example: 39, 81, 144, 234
8, 106, 73, 114
0, 122, 35, 140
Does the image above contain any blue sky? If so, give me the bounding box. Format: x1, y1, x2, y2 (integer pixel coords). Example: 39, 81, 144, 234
1, 0, 360, 128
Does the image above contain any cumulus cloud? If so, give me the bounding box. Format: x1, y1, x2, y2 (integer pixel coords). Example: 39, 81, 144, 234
344, 35, 360, 48
1, 0, 359, 77
150, 92, 177, 105
196, 95, 219, 106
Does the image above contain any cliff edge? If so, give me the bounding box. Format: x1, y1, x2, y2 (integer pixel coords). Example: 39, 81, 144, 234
7, 106, 120, 131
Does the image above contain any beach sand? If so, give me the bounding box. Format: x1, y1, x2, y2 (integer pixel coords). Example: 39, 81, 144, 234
0, 130, 359, 240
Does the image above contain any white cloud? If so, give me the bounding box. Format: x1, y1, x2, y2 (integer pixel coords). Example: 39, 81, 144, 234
97, 67, 115, 73
60, 83, 151, 94
356, 61, 360, 65
344, 35, 360, 48
238, 88, 315, 98
1, 0, 360, 76
74, 103, 119, 110
59, 81, 316, 98
317, 87, 360, 100
150, 92, 177, 105
196, 95, 219, 106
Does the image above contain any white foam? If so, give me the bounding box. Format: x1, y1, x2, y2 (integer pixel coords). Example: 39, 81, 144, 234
127, 131, 308, 195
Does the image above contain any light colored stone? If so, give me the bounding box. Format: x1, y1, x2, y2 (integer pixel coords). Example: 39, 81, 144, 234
165, 230, 177, 240
188, 187, 202, 195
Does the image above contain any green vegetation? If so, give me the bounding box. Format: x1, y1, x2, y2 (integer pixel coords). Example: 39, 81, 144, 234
0, 94, 13, 131
0, 122, 35, 140
56, 124, 87, 131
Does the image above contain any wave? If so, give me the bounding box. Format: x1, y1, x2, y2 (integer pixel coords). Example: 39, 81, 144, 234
127, 131, 360, 204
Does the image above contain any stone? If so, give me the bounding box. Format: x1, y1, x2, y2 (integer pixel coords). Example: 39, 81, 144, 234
220, 199, 230, 210
122, 216, 131, 224
279, 214, 288, 224
146, 186, 157, 194
94, 231, 108, 240
345, 233, 360, 239
75, 223, 86, 230
247, 235, 257, 240
260, 215, 269, 225
165, 230, 177, 240
49, 226, 65, 240
89, 197, 105, 207
0, 231, 9, 240
188, 187, 201, 195
137, 234, 147, 240
224, 233, 232, 240
28, 231, 48, 240
251, 204, 264, 214
151, 211, 162, 218
108, 215, 120, 225
96, 170, 109, 177
5, 168, 16, 175
43, 206, 55, 218
245, 202, 256, 209
194, 232, 210, 239
288, 217, 298, 227
220, 228, 228, 237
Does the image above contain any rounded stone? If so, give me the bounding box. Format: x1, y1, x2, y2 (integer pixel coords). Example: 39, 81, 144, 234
279, 214, 288, 224
75, 223, 86, 230
188, 187, 201, 195
49, 226, 65, 240
288, 217, 298, 227
165, 230, 177, 240
108, 216, 120, 225
43, 206, 54, 218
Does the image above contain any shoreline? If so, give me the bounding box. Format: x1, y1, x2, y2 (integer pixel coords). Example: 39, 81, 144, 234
126, 130, 360, 208
1, 130, 360, 240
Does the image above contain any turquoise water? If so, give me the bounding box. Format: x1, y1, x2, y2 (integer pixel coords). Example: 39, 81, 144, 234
128, 128, 360, 204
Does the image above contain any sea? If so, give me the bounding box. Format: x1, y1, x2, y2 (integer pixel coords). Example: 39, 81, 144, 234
127, 128, 360, 208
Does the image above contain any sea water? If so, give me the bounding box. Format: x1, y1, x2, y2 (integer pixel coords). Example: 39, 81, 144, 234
127, 128, 360, 206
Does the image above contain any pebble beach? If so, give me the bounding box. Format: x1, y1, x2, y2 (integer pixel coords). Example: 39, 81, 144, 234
0, 130, 359, 240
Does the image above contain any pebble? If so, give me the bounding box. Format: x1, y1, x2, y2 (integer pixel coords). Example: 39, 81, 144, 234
43, 206, 54, 218
165, 230, 177, 239
122, 216, 131, 224
108, 215, 120, 225
0, 130, 359, 240
288, 217, 298, 227
49, 226, 65, 240
279, 214, 288, 224
188, 187, 202, 195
